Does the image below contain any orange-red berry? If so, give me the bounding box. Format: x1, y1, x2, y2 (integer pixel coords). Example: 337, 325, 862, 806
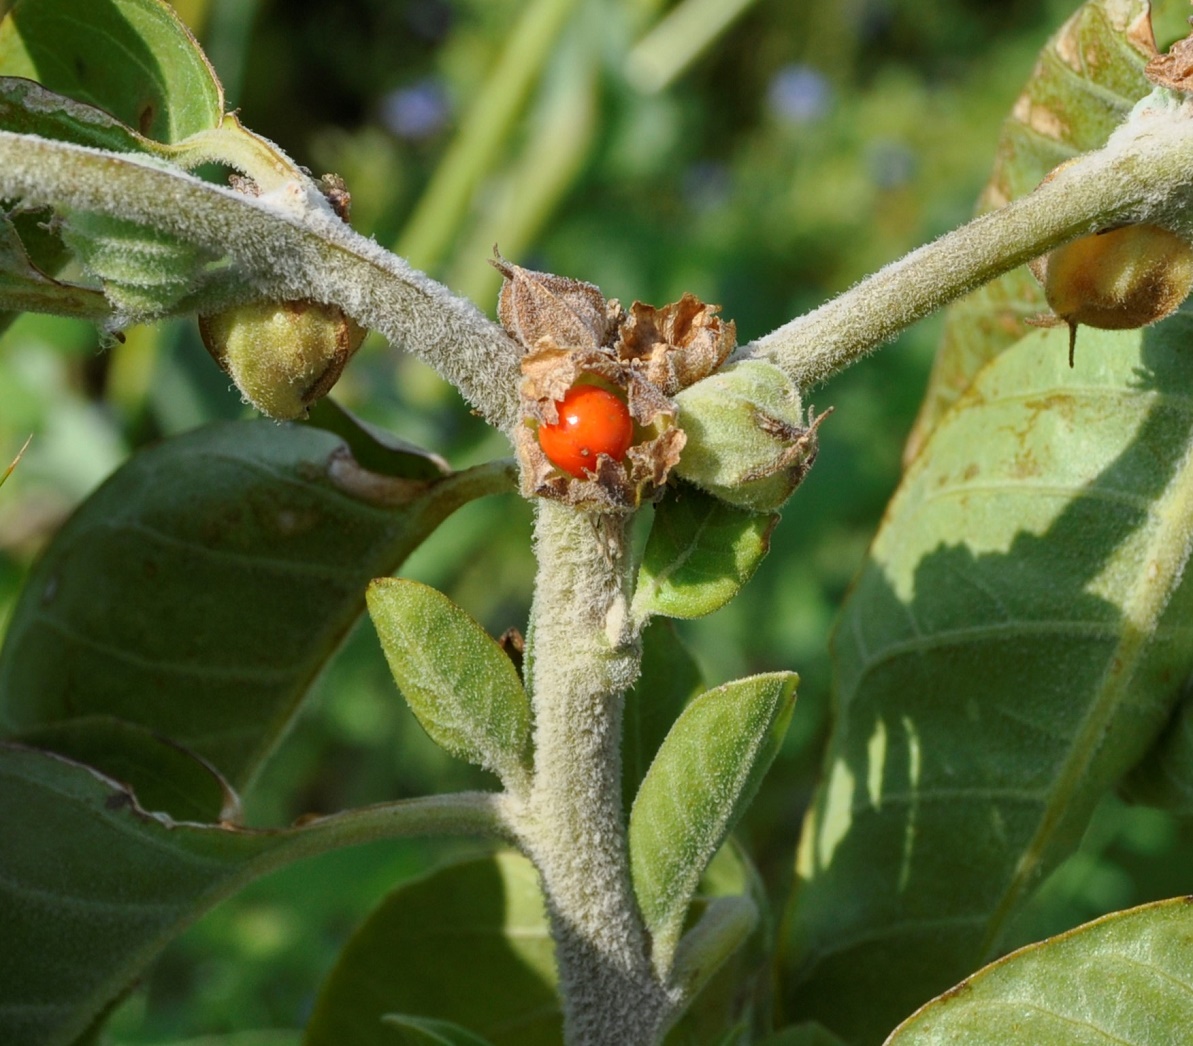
538, 384, 633, 478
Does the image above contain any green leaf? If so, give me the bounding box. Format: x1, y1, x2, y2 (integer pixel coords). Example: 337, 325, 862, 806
886, 898, 1193, 1044
905, 0, 1164, 462
782, 317, 1193, 1043
0, 76, 155, 151
305, 398, 450, 482
0, 743, 504, 1046
755, 1025, 848, 1046
0, 210, 108, 321
632, 483, 778, 621
13, 716, 238, 823
366, 579, 532, 790
304, 852, 560, 1046
1122, 691, 1193, 813
382, 1016, 496, 1046
0, 421, 507, 790
622, 619, 703, 817
630, 671, 797, 970
0, 0, 223, 142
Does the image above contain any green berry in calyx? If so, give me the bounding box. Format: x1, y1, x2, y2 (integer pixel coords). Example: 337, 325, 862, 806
672, 360, 823, 513
198, 299, 366, 420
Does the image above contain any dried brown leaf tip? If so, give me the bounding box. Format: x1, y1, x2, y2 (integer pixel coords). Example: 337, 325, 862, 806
491, 248, 613, 351
614, 293, 736, 395
1145, 19, 1193, 91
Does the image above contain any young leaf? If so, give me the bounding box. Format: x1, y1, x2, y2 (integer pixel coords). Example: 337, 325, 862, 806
0, 0, 223, 142
304, 852, 560, 1046
366, 579, 532, 791
886, 898, 1193, 1044
783, 318, 1193, 1043
0, 76, 157, 151
381, 1016, 495, 1046
622, 619, 703, 817
631, 484, 778, 622
0, 743, 505, 1046
0, 422, 511, 791
629, 671, 797, 972
0, 212, 108, 322
906, 0, 1165, 460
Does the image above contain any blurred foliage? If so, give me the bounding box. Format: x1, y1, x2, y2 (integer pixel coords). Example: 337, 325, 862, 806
3, 0, 1190, 1040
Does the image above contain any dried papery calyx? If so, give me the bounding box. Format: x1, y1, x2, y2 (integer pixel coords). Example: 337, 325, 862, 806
672, 360, 828, 513
613, 293, 736, 395
199, 299, 366, 420
1028, 161, 1193, 365
491, 249, 615, 351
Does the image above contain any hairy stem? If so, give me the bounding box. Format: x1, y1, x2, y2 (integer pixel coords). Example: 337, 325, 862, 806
745, 92, 1193, 388
516, 500, 674, 1045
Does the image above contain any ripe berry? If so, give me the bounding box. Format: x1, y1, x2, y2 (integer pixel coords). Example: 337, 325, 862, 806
538, 384, 633, 478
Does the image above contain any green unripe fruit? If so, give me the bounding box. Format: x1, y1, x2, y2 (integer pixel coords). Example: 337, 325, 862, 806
673, 360, 822, 512
199, 300, 366, 420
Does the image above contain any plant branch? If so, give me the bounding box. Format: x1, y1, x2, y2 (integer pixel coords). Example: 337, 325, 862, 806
514, 500, 675, 1045
0, 131, 524, 431
744, 91, 1193, 388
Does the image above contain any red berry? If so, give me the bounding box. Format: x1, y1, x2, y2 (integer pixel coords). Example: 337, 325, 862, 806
538, 384, 633, 478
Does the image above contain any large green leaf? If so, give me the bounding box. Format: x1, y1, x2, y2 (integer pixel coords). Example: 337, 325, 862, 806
0, 0, 223, 142
1122, 690, 1193, 813
630, 672, 797, 971
303, 852, 561, 1046
0, 420, 513, 790
886, 897, 1193, 1044
904, 0, 1179, 462
367, 579, 532, 789
782, 315, 1193, 1043
0, 743, 504, 1046
631, 484, 778, 622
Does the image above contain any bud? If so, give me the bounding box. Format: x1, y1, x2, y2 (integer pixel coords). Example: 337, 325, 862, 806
61, 211, 212, 317
672, 360, 826, 512
198, 300, 366, 420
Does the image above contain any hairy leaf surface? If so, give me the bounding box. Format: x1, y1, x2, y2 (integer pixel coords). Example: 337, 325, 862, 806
0, 744, 502, 1046
783, 316, 1193, 1043
886, 898, 1193, 1044
0, 421, 509, 790
630, 672, 796, 970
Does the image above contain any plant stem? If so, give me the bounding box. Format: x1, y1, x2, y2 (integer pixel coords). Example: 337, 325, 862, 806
745, 92, 1193, 389
516, 500, 674, 1045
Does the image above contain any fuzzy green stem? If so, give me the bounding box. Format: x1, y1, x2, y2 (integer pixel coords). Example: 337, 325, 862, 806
745, 92, 1193, 388
516, 500, 675, 1045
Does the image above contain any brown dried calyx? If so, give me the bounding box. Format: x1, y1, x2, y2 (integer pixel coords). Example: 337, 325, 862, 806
1145, 19, 1193, 92
492, 251, 735, 511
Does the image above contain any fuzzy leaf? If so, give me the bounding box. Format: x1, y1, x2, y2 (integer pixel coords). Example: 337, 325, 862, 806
622, 619, 703, 817
630, 672, 797, 969
304, 853, 560, 1046
783, 317, 1193, 1043
632, 484, 778, 621
0, 422, 506, 791
0, 743, 502, 1046
905, 0, 1174, 462
0, 0, 223, 142
886, 898, 1193, 1044
0, 210, 108, 321
1122, 692, 1193, 813
367, 579, 532, 788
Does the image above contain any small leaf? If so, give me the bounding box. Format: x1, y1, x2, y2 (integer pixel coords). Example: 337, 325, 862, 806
1122, 691, 1193, 813
0, 743, 503, 1046
14, 716, 239, 823
0, 76, 156, 151
630, 672, 797, 970
367, 579, 532, 789
0, 211, 108, 322
0, 0, 224, 142
304, 397, 449, 482
382, 1015, 496, 1046
886, 898, 1193, 1044
632, 483, 777, 621
623, 619, 704, 817
304, 853, 560, 1046
0, 422, 505, 790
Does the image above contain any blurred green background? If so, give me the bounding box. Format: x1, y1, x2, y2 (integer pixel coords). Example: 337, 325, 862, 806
3, 0, 1186, 1039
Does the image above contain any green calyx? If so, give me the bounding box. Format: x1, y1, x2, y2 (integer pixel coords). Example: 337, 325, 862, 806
672, 359, 825, 513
